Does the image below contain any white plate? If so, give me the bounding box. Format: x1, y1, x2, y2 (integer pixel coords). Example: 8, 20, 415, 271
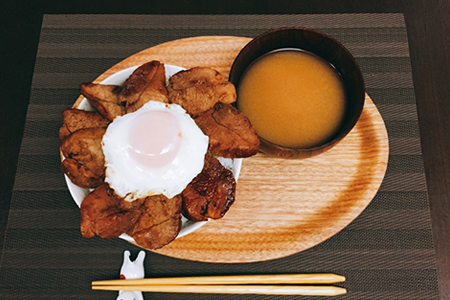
64, 64, 242, 242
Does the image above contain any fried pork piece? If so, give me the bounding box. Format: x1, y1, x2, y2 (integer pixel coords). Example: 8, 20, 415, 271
181, 153, 236, 222
120, 60, 169, 113
80, 83, 125, 121
127, 194, 182, 250
60, 127, 106, 188
59, 108, 110, 143
194, 102, 260, 158
168, 67, 236, 117
80, 183, 145, 239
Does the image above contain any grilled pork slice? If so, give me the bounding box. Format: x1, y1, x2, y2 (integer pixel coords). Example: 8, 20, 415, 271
127, 194, 182, 250
120, 60, 169, 113
60, 127, 106, 188
168, 67, 236, 117
80, 183, 145, 239
181, 153, 236, 222
59, 108, 110, 143
194, 102, 260, 158
80, 83, 125, 121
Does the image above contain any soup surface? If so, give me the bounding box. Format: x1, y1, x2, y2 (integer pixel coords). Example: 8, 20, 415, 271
237, 49, 346, 149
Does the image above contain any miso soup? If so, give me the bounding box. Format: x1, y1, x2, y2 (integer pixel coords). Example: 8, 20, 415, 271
237, 49, 346, 149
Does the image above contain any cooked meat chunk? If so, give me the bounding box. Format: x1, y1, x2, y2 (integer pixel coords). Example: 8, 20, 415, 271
120, 60, 169, 113
80, 183, 144, 239
194, 103, 260, 158
181, 154, 235, 221
60, 127, 106, 188
80, 83, 125, 121
169, 67, 225, 89
59, 108, 110, 143
61, 158, 104, 189
127, 194, 182, 250
168, 67, 236, 117
206, 169, 236, 219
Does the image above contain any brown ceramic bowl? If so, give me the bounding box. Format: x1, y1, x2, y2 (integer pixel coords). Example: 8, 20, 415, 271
229, 27, 365, 158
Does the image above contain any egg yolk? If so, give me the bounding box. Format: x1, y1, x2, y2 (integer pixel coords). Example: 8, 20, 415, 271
127, 110, 182, 168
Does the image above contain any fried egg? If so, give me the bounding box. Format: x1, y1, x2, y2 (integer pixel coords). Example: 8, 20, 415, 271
102, 100, 208, 201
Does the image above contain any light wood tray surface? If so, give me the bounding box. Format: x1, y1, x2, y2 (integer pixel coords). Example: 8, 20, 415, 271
77, 36, 389, 263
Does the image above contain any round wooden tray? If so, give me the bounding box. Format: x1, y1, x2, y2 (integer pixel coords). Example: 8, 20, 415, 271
79, 36, 389, 263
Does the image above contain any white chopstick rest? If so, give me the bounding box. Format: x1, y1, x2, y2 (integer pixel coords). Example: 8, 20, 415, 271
116, 250, 146, 300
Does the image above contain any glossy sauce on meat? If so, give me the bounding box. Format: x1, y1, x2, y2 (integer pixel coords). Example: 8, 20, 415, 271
181, 153, 236, 221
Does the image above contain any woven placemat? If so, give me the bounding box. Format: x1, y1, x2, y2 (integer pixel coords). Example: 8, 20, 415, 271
0, 14, 438, 299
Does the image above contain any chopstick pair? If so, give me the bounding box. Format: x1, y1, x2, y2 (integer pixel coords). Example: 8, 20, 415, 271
92, 273, 346, 296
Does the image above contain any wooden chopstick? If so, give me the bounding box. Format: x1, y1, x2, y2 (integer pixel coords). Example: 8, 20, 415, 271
92, 273, 345, 286
92, 284, 346, 296
92, 274, 346, 296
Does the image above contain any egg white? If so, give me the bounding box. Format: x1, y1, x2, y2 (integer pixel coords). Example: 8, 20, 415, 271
102, 100, 209, 201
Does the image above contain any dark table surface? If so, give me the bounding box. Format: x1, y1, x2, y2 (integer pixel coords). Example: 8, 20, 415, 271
1, 0, 450, 299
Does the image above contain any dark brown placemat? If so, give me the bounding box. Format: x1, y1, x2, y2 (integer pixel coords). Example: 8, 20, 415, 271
0, 14, 438, 299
